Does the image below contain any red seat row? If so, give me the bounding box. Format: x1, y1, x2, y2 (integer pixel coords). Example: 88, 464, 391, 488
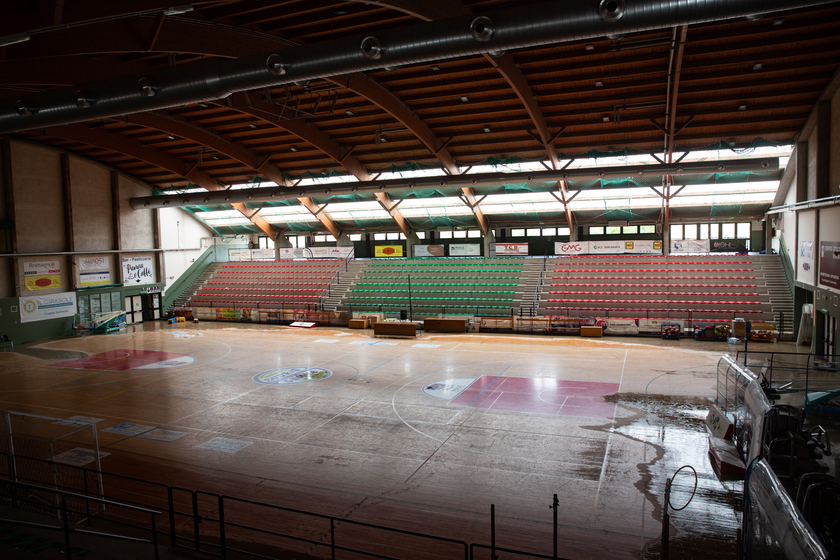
551, 276, 756, 280
548, 291, 760, 296
545, 306, 765, 314
192, 299, 317, 305
546, 298, 761, 305
207, 281, 331, 286
201, 287, 323, 292
197, 292, 320, 299
549, 283, 758, 288
553, 268, 753, 273
210, 275, 337, 279
553, 260, 750, 266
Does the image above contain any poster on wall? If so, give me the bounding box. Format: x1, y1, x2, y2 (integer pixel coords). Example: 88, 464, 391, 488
819, 241, 840, 289
414, 245, 445, 257
496, 243, 528, 256
23, 260, 61, 291
799, 241, 814, 276
79, 256, 108, 271
555, 242, 589, 255
449, 244, 480, 256
711, 240, 747, 253
589, 241, 626, 254
374, 245, 403, 258
250, 248, 275, 260
671, 239, 710, 253
624, 241, 662, 254
19, 292, 77, 324
229, 249, 251, 261
79, 272, 111, 287
122, 256, 154, 285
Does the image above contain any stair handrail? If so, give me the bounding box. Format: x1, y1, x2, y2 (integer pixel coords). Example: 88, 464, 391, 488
162, 246, 216, 314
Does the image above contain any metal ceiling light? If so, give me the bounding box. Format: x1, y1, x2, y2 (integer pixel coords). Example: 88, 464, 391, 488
15, 102, 35, 117
753, 62, 763, 70
470, 16, 495, 41
265, 54, 286, 76
0, 33, 30, 48
599, 0, 626, 23
73, 91, 94, 109
460, 96, 469, 102
361, 36, 382, 60
345, 109, 354, 116
290, 146, 298, 152
483, 126, 491, 133
137, 78, 157, 97
166, 135, 175, 140
163, 5, 194, 16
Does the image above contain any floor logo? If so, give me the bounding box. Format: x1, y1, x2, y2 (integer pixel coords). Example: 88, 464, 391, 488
253, 367, 332, 385
422, 378, 476, 399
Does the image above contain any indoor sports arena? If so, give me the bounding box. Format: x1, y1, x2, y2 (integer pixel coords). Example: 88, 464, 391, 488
1, 1, 840, 559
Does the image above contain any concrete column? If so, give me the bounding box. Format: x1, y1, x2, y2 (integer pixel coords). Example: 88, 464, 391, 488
765, 216, 774, 254
483, 229, 496, 257
662, 224, 670, 255
568, 225, 577, 242
337, 232, 354, 247
406, 231, 419, 257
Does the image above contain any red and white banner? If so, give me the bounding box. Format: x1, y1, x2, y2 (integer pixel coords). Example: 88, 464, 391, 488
496, 243, 529, 256
589, 241, 626, 254
555, 242, 589, 255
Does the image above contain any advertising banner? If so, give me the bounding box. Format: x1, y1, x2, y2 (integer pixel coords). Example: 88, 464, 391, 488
79, 272, 111, 287
555, 242, 589, 255
449, 244, 480, 256
122, 256, 155, 285
819, 241, 840, 289
228, 249, 251, 260
374, 245, 403, 258
711, 240, 748, 253
414, 245, 445, 258
600, 318, 640, 335
20, 292, 77, 323
671, 239, 710, 253
79, 256, 108, 271
24, 260, 62, 291
589, 241, 626, 254
250, 248, 275, 260
277, 247, 354, 259
496, 243, 528, 256
624, 240, 662, 254
638, 318, 667, 335
278, 248, 308, 259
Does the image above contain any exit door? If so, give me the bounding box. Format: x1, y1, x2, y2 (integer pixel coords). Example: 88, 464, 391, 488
124, 295, 143, 324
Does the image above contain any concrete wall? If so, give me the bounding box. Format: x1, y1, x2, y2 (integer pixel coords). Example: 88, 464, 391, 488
0, 139, 213, 344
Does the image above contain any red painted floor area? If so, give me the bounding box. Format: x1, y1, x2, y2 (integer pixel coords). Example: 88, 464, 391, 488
49, 349, 188, 371
448, 376, 620, 418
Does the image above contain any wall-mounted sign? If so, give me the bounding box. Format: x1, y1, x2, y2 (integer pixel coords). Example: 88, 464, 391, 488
711, 240, 747, 253
79, 257, 108, 271
375, 245, 403, 258
80, 272, 111, 287
625, 240, 662, 254
449, 244, 480, 256
414, 245, 445, 257
555, 242, 589, 255
23, 260, 61, 291
141, 285, 162, 294
589, 241, 626, 254
19, 292, 77, 323
122, 256, 154, 285
671, 239, 710, 253
496, 243, 528, 256
819, 241, 840, 289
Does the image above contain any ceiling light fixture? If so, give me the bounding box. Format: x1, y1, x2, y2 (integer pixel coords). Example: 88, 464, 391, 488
345, 109, 354, 116
773, 17, 785, 25
738, 105, 747, 111
460, 96, 469, 102
483, 126, 491, 133
166, 135, 175, 140
290, 146, 298, 152
163, 5, 194, 16
212, 156, 220, 160
595, 81, 604, 87
753, 63, 763, 71
0, 33, 30, 48
602, 116, 610, 122
585, 44, 595, 51
197, 103, 208, 108
248, 123, 257, 129
430, 65, 440, 71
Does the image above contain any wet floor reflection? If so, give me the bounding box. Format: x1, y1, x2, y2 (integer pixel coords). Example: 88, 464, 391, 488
609, 394, 742, 560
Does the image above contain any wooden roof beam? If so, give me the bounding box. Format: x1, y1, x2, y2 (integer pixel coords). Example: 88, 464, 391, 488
375, 192, 411, 237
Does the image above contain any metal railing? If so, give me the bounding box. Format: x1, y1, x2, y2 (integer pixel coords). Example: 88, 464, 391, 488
0, 478, 161, 560
0, 450, 588, 560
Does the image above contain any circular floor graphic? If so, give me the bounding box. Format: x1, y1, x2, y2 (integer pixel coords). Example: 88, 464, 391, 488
253, 367, 332, 385
422, 378, 476, 399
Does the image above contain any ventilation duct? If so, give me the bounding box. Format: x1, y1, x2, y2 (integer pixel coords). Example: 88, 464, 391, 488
0, 0, 832, 133
130, 157, 779, 210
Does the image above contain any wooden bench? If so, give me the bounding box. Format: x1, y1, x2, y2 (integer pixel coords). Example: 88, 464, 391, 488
580, 326, 603, 338
374, 322, 417, 338
423, 318, 466, 333
348, 319, 369, 329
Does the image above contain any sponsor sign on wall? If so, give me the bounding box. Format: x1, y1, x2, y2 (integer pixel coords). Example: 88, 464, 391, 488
23, 260, 61, 291
555, 242, 589, 255
800, 241, 814, 275
20, 292, 77, 323
496, 243, 528, 256
79, 257, 108, 271
449, 244, 480, 256
711, 240, 747, 253
250, 248, 274, 259
229, 249, 251, 260
600, 318, 640, 335
414, 245, 445, 257
122, 256, 155, 285
374, 245, 403, 258
79, 272, 111, 287
277, 247, 354, 259
624, 240, 662, 254
819, 241, 840, 289
671, 239, 710, 253
589, 241, 626, 254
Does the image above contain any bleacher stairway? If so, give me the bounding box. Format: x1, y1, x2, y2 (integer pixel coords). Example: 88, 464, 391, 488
321, 260, 368, 312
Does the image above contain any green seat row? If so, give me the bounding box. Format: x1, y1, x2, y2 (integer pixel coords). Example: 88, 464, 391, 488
369, 262, 522, 268
351, 289, 516, 294
356, 282, 518, 287
347, 296, 514, 302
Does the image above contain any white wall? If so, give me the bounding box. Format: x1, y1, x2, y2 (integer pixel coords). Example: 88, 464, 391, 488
159, 207, 214, 293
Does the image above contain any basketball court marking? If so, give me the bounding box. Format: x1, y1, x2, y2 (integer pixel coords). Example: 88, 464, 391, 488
50, 349, 192, 371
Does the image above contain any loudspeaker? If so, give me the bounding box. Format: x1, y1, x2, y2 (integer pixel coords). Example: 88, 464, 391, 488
400, 310, 408, 321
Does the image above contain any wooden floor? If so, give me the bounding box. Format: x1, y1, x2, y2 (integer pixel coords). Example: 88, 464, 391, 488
0, 321, 793, 559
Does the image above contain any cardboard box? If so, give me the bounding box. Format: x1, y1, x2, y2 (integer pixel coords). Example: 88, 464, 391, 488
580, 326, 603, 338
732, 320, 746, 338
348, 319, 369, 329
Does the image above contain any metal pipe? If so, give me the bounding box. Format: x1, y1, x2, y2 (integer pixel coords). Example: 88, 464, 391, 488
0, 0, 833, 133
131, 157, 779, 210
